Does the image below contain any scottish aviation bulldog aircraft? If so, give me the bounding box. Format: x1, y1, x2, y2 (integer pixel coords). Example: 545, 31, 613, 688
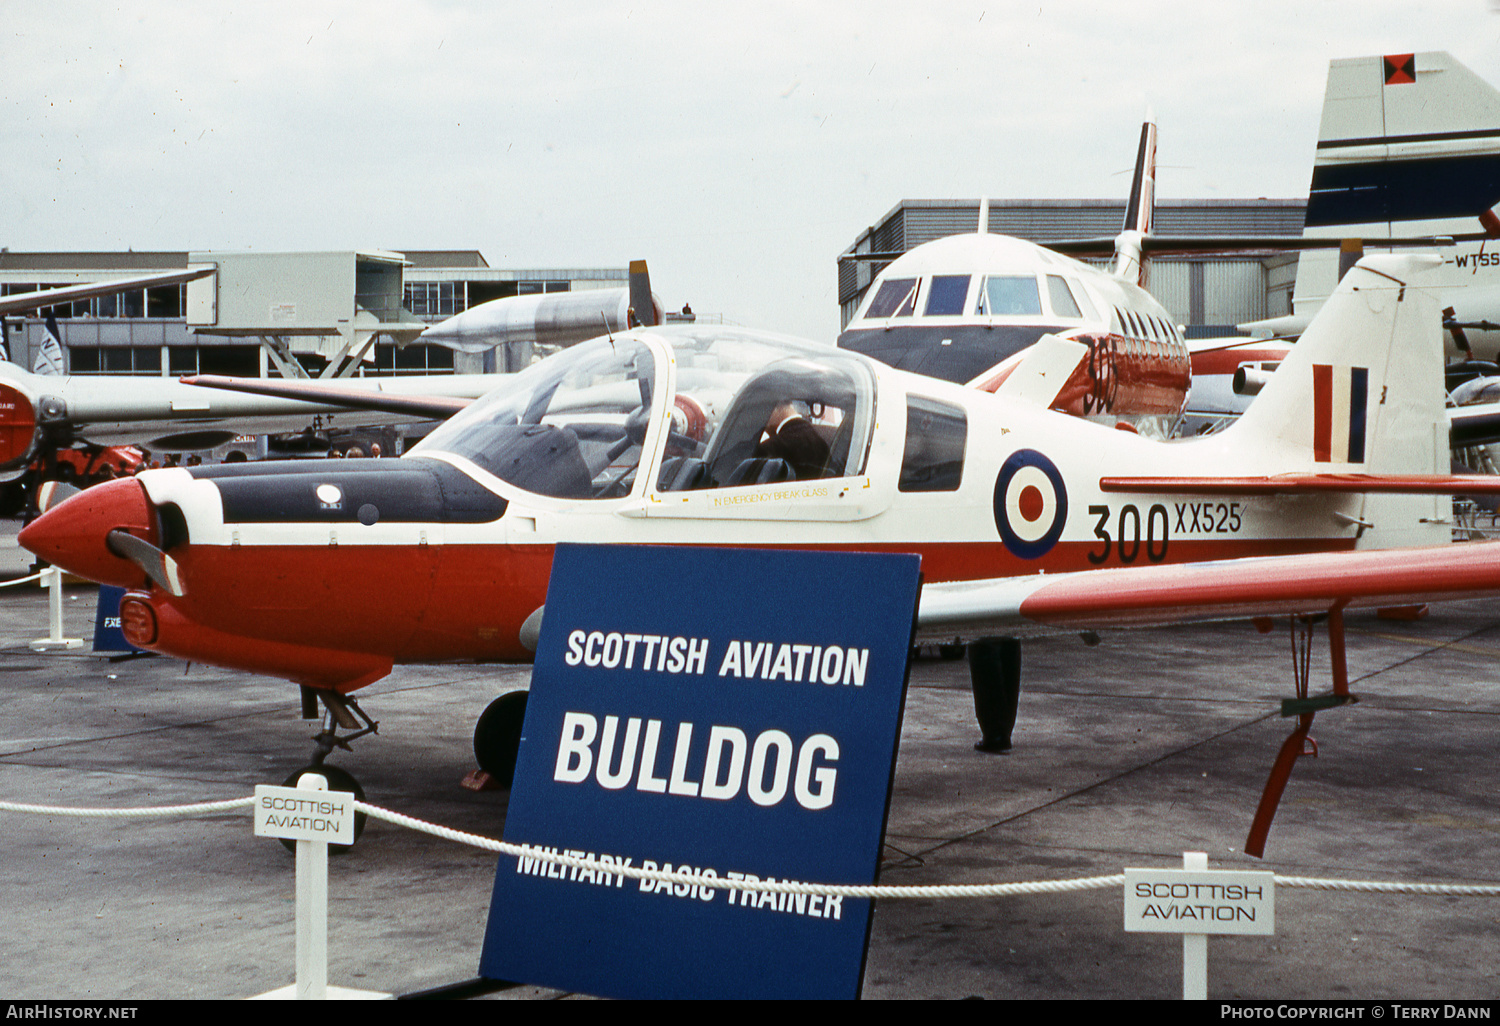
22, 253, 1500, 855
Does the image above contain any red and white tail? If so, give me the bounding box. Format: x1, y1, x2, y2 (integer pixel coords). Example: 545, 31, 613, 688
1229, 254, 1443, 467
1224, 253, 1448, 547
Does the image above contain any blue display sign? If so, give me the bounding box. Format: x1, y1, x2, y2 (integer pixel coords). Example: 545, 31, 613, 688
479, 543, 921, 1000
93, 585, 143, 654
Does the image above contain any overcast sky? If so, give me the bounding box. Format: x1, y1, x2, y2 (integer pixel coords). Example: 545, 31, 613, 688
6, 1, 1500, 340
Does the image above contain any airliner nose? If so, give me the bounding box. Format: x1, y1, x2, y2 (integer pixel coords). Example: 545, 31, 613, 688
18, 476, 160, 589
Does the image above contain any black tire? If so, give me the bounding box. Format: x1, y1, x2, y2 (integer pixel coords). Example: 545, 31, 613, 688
276, 764, 367, 854
473, 690, 529, 788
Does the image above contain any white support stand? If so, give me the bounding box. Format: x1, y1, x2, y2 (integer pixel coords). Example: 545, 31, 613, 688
1181, 851, 1208, 1001
251, 773, 388, 1000
30, 566, 83, 652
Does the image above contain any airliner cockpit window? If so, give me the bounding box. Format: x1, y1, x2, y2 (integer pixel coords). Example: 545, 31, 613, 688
977, 275, 1042, 316
924, 275, 971, 316
1066, 277, 1100, 320
413, 336, 657, 500
1046, 275, 1082, 318
865, 278, 920, 318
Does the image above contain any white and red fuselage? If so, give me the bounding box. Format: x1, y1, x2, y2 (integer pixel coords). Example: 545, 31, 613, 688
20, 320, 1432, 697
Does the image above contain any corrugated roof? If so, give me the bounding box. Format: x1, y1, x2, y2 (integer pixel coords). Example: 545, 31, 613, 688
0, 252, 190, 271
838, 199, 1308, 305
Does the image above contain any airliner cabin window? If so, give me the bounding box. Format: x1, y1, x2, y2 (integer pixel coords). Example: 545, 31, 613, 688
924, 275, 971, 316
978, 276, 1042, 317
899, 396, 967, 492
866, 278, 920, 318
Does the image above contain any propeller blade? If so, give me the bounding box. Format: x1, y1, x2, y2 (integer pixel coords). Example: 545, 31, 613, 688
105, 529, 185, 598
35, 480, 80, 515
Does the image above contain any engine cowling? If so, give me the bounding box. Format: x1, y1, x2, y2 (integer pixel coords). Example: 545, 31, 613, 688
0, 379, 41, 473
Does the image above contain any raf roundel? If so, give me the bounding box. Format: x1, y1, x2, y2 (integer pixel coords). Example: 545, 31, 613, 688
993, 450, 1068, 559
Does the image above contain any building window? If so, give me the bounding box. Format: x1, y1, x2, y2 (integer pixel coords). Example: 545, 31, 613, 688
166, 345, 260, 377
403, 281, 467, 318
146, 285, 184, 318
69, 347, 163, 376
0, 284, 185, 319
371, 342, 456, 375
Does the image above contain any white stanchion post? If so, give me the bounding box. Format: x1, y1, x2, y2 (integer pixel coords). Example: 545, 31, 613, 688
1125, 851, 1274, 1002
249, 772, 388, 1000
294, 773, 330, 1001
30, 566, 83, 652
1182, 851, 1208, 1001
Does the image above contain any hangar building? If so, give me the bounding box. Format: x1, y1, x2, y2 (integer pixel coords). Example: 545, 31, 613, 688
838, 199, 1307, 337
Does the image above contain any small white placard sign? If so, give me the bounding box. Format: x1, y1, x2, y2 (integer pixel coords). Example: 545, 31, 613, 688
254, 783, 355, 845
1124, 869, 1275, 936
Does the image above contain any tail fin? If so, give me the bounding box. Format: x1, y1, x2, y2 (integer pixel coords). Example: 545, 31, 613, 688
1232, 254, 1444, 468
1227, 253, 1447, 546
1122, 119, 1157, 237
33, 314, 64, 376
1309, 52, 1500, 237
1113, 119, 1157, 288
627, 260, 660, 328
1287, 52, 1500, 324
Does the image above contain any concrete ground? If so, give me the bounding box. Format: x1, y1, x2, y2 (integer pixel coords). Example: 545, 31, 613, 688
0, 521, 1496, 1001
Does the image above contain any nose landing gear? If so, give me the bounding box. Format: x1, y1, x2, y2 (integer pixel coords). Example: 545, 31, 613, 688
276, 688, 378, 853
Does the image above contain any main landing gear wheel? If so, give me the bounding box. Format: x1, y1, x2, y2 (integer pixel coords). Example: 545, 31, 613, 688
277, 764, 367, 854
474, 690, 528, 788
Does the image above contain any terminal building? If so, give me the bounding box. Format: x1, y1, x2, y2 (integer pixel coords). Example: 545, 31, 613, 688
838, 198, 1308, 337
0, 249, 631, 378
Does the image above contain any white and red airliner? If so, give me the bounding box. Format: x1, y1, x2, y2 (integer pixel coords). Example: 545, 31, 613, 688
836, 124, 1193, 439
22, 253, 1500, 854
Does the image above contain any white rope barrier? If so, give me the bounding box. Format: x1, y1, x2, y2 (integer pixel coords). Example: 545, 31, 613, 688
0, 797, 254, 818
0, 571, 46, 589
4, 792, 1500, 900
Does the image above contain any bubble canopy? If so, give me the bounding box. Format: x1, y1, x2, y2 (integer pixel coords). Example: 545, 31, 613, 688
412, 326, 878, 501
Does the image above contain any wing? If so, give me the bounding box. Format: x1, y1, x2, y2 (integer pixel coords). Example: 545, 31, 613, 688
915, 541, 1500, 639
1099, 473, 1500, 495
0, 269, 215, 317
181, 374, 476, 419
